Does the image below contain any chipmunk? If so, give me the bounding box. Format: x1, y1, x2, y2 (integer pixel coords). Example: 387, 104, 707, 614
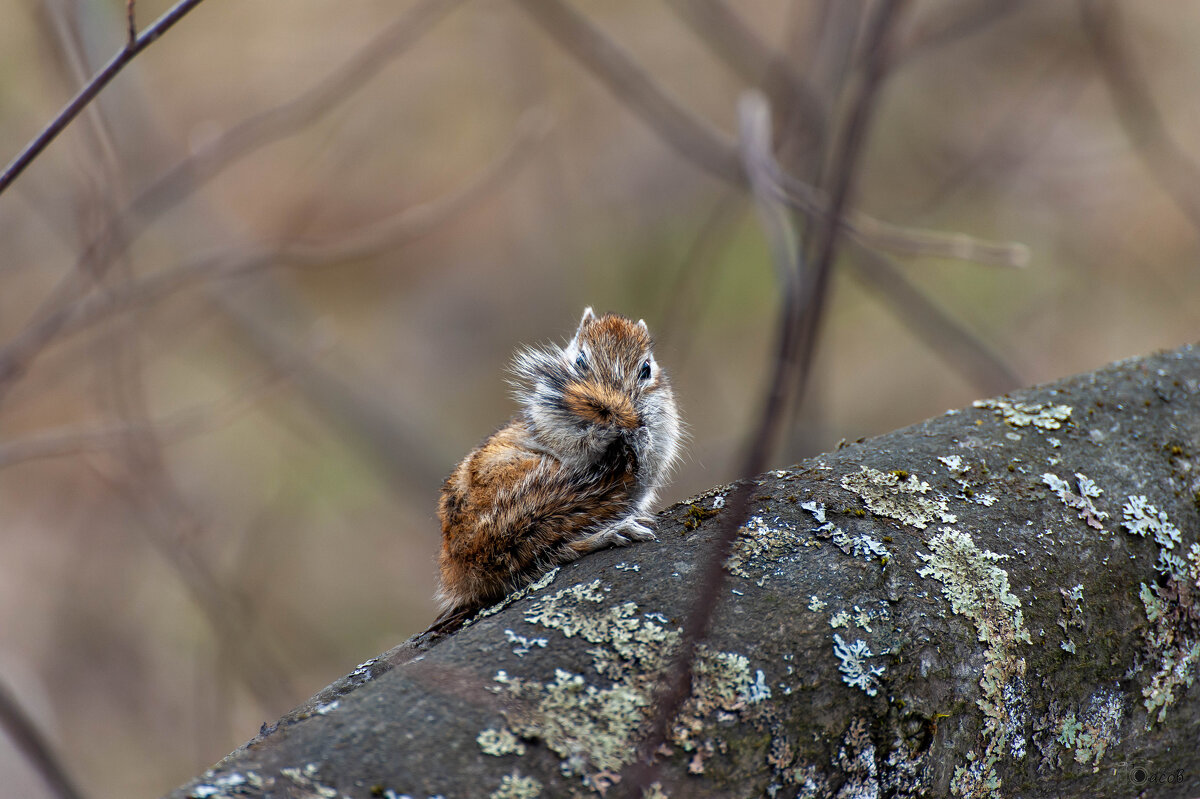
434, 307, 681, 623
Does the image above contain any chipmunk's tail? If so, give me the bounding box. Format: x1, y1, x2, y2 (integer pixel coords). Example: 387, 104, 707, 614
417, 603, 476, 641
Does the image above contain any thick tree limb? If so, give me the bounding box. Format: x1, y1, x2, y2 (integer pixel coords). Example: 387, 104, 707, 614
168, 344, 1200, 798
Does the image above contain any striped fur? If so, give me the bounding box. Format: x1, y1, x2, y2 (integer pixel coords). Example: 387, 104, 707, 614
436, 308, 681, 615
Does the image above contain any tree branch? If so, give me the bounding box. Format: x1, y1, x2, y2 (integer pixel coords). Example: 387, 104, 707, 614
0, 0, 208, 197
0, 681, 85, 799
164, 342, 1200, 799
1080, 0, 1200, 236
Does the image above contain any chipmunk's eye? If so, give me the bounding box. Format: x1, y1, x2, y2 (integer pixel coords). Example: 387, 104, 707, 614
638, 360, 652, 381
575, 352, 588, 371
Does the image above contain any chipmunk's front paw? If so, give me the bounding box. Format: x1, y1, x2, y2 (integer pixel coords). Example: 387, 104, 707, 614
568, 515, 657, 554
614, 515, 657, 543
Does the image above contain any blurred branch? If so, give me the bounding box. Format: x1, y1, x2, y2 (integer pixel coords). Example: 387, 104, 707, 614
780, 174, 1030, 267
107, 0, 465, 236
656, 190, 747, 358
624, 1, 913, 771
911, 51, 1087, 215
625, 88, 807, 797
513, 0, 743, 181
739, 93, 803, 290
1080, 0, 1200, 235
276, 109, 553, 265
94, 457, 304, 712
793, 0, 910, 393
0, 680, 86, 799
93, 258, 306, 716
664, 0, 825, 159
85, 339, 305, 714
513, 0, 1029, 270
205, 277, 451, 500
630, 3, 912, 771
0, 0, 465, 409
658, 1, 1022, 401
51, 108, 548, 344
125, 0, 137, 47
0, 0, 207, 197
894, 0, 1025, 65
0, 366, 291, 469
846, 244, 1023, 395
0, 0, 1025, 412
845, 206, 1030, 267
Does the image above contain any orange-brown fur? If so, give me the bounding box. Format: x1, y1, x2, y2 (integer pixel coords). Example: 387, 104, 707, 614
437, 419, 636, 610
562, 384, 639, 430
434, 308, 681, 620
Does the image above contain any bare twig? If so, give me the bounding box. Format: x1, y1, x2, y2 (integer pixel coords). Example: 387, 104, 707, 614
126, 0, 137, 47
797, 0, 862, 192
0, 681, 86, 799
1080, 0, 1200, 235
623, 90, 811, 798
0, 0, 465, 409
0, 0, 207, 197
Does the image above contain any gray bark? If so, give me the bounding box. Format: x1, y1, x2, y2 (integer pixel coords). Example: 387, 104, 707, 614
168, 344, 1200, 799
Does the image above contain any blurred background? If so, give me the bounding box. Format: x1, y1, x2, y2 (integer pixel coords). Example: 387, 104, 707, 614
1, 0, 1198, 796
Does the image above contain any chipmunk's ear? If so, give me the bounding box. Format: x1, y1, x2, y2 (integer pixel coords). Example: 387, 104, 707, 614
576, 307, 596, 336
636, 318, 648, 333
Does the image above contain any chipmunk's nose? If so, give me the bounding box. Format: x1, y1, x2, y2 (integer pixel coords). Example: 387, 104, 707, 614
564, 384, 640, 430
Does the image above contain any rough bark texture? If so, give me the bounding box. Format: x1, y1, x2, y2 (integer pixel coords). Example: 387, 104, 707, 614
169, 345, 1200, 799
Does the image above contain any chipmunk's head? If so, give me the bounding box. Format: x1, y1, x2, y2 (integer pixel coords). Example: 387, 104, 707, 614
513, 307, 679, 474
